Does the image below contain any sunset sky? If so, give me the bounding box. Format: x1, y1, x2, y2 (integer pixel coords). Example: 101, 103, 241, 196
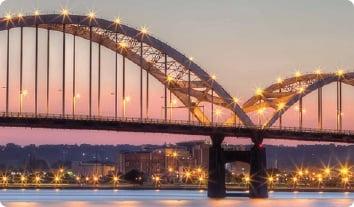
0, 0, 353, 146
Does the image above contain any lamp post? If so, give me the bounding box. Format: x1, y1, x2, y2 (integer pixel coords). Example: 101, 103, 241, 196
73, 93, 80, 116
123, 96, 130, 117
20, 89, 28, 113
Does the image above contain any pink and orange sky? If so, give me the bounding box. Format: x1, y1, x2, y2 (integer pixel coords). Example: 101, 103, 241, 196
0, 0, 353, 146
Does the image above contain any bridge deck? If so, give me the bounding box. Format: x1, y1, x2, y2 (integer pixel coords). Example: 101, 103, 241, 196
0, 112, 352, 143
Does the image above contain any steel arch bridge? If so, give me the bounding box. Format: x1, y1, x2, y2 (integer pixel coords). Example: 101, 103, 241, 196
0, 12, 352, 141
1, 13, 255, 126
0, 11, 353, 199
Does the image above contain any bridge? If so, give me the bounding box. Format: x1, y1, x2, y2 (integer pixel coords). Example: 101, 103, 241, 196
0, 10, 353, 198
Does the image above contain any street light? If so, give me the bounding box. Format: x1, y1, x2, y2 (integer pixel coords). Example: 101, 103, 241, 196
60, 8, 70, 16
87, 11, 96, 20
295, 70, 302, 78
277, 77, 283, 84
140, 26, 148, 34
123, 96, 130, 117
215, 108, 222, 123
114, 17, 121, 25
20, 89, 28, 113
4, 13, 12, 21
20, 175, 26, 186
336, 69, 345, 77
73, 93, 80, 116
255, 88, 263, 96
34, 10, 40, 16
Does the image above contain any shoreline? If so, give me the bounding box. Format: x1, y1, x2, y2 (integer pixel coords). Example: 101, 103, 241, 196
0, 185, 352, 193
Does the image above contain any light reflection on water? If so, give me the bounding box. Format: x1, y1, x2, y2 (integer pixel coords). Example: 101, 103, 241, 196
0, 190, 352, 207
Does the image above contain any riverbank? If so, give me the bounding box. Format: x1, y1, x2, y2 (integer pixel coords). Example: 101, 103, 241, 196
0, 184, 352, 193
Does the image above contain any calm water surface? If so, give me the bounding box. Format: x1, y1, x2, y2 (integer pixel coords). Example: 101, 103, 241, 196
0, 189, 352, 207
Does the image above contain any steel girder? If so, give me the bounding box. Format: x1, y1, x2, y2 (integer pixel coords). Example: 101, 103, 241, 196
0, 14, 253, 126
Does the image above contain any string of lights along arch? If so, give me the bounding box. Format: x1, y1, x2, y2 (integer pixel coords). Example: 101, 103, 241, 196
0, 10, 353, 141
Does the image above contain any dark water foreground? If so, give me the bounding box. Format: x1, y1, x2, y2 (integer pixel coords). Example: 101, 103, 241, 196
0, 189, 352, 207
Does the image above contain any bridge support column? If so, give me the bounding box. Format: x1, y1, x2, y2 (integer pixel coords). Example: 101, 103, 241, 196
207, 134, 226, 198
249, 143, 268, 198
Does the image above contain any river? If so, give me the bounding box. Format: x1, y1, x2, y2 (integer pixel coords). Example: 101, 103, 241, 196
0, 189, 352, 207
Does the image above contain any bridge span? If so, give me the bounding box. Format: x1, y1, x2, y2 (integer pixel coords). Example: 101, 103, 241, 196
0, 11, 353, 199
0, 112, 353, 144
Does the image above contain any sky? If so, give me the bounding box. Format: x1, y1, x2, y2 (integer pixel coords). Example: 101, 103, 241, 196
0, 0, 353, 146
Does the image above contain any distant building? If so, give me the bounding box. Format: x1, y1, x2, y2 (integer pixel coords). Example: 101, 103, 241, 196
118, 140, 211, 176
176, 140, 210, 170
72, 161, 115, 177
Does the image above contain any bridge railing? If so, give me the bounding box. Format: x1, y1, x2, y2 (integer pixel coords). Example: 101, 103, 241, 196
0, 112, 353, 135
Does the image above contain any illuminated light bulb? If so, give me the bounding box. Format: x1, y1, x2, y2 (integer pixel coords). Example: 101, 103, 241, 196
185, 172, 191, 178
35, 176, 40, 182
22, 89, 28, 96
2, 176, 7, 182
114, 17, 121, 24
172, 151, 178, 157
125, 96, 131, 103
113, 176, 119, 182
172, 99, 177, 105
295, 70, 302, 78
293, 177, 298, 182
233, 97, 239, 103
244, 176, 250, 182
268, 176, 274, 182
166, 75, 174, 82
76, 176, 80, 181
20, 175, 26, 182
119, 41, 128, 48
211, 74, 217, 80
298, 87, 305, 94
342, 177, 349, 183
336, 69, 345, 77
215, 108, 222, 116
60, 8, 69, 16
315, 68, 322, 75
277, 102, 285, 111
34, 10, 40, 16
255, 88, 263, 96
17, 13, 23, 18
54, 176, 60, 182
257, 107, 265, 115
324, 168, 330, 175
4, 13, 12, 20
140, 26, 148, 34
87, 11, 96, 19
340, 167, 349, 175
277, 77, 283, 84
189, 57, 194, 61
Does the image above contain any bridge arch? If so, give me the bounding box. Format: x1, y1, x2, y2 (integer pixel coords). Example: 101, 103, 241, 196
238, 72, 354, 128
0, 14, 253, 126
